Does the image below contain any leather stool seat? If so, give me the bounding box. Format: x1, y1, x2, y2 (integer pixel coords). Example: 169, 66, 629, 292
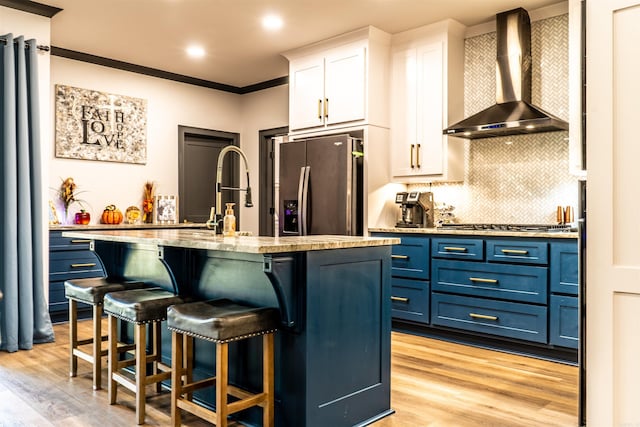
104, 287, 184, 425
167, 299, 279, 427
64, 277, 145, 391
104, 288, 183, 323
65, 277, 145, 305
167, 299, 279, 342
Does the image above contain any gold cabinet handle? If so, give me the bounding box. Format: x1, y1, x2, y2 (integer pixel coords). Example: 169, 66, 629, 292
391, 255, 409, 260
324, 98, 329, 118
416, 143, 421, 168
501, 249, 529, 255
71, 239, 92, 244
444, 246, 467, 252
318, 99, 322, 120
469, 277, 498, 284
410, 144, 415, 168
70, 263, 96, 268
391, 296, 409, 303
469, 313, 499, 321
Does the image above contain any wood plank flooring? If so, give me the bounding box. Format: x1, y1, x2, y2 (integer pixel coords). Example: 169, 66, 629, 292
0, 320, 578, 426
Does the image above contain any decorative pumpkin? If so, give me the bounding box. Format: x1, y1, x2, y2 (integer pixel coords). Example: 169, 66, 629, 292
101, 204, 123, 224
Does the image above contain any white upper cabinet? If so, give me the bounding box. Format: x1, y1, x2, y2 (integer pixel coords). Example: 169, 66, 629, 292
390, 20, 466, 182
284, 27, 390, 134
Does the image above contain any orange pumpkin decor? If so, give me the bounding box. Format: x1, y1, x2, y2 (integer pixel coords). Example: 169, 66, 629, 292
101, 204, 123, 224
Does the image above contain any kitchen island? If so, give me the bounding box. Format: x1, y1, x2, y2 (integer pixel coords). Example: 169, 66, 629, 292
62, 229, 399, 427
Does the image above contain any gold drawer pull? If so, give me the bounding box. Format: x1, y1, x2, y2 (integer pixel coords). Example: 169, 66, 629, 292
391, 296, 409, 303
469, 313, 499, 321
444, 246, 467, 252
469, 277, 498, 284
391, 255, 409, 260
71, 239, 91, 244
317, 99, 322, 120
501, 249, 529, 255
70, 263, 96, 268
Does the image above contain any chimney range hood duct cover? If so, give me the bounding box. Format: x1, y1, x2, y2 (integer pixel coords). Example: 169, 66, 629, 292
443, 7, 568, 139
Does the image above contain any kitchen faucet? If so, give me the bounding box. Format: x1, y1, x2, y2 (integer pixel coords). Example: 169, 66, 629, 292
205, 145, 253, 232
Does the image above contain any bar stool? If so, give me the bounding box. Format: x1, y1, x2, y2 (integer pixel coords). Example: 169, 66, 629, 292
64, 277, 146, 390
104, 287, 183, 425
167, 299, 279, 427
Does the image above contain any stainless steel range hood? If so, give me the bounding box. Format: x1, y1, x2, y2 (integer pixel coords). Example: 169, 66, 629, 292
443, 7, 568, 139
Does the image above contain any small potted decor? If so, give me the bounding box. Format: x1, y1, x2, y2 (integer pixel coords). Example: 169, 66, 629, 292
59, 177, 90, 224
74, 210, 91, 225
142, 181, 155, 224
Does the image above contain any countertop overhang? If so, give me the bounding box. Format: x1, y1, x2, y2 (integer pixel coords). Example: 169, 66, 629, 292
369, 227, 578, 239
62, 229, 401, 254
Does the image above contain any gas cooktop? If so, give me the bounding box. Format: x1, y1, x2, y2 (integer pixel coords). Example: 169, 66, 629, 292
437, 223, 573, 233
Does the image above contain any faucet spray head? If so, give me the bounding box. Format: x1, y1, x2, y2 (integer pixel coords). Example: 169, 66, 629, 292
245, 186, 253, 208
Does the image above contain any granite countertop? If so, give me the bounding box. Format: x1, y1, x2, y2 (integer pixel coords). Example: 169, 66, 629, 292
61, 229, 401, 254
51, 222, 206, 231
369, 227, 579, 239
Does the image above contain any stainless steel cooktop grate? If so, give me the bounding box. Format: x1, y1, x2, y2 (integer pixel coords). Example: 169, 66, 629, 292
437, 223, 573, 232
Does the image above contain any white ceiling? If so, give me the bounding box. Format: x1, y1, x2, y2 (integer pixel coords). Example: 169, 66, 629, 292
40, 0, 563, 89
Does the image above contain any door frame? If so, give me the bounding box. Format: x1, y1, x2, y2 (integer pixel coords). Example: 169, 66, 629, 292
178, 125, 239, 224
258, 126, 288, 236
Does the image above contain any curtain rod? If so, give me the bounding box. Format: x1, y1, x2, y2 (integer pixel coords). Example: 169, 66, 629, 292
0, 37, 49, 52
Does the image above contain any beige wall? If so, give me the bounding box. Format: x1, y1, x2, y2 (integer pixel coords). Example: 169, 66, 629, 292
50, 56, 288, 232
238, 85, 288, 232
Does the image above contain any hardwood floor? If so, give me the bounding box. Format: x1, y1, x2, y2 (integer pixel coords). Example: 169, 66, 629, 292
0, 321, 578, 426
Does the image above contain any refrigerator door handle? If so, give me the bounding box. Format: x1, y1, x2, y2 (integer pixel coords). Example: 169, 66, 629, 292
300, 166, 310, 235
296, 167, 306, 236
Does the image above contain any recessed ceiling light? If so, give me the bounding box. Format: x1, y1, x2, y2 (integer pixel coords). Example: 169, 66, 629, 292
262, 14, 283, 31
186, 45, 205, 59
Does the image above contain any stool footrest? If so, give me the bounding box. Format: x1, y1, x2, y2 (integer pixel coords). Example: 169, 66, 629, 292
177, 399, 219, 424
180, 377, 217, 394
228, 392, 268, 415
72, 348, 95, 364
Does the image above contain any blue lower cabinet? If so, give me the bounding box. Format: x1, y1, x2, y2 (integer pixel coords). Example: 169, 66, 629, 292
390, 277, 430, 324
550, 295, 579, 348
431, 292, 548, 344
550, 242, 579, 296
432, 259, 547, 304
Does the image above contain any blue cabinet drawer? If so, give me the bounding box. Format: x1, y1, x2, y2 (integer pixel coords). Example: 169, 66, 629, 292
486, 240, 548, 265
432, 259, 548, 304
431, 293, 547, 343
388, 235, 430, 280
550, 242, 579, 296
431, 238, 484, 261
49, 251, 104, 280
549, 295, 578, 348
390, 277, 430, 324
49, 231, 93, 251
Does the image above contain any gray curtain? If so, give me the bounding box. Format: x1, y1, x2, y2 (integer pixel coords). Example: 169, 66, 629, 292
0, 34, 54, 352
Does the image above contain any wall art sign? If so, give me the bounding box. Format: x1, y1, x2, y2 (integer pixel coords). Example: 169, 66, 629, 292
55, 84, 147, 164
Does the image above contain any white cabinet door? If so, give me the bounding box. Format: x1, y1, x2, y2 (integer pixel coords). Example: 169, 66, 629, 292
586, 1, 640, 425
289, 56, 324, 130
390, 48, 418, 177
391, 42, 445, 179
325, 46, 366, 125
289, 45, 366, 131
416, 42, 444, 176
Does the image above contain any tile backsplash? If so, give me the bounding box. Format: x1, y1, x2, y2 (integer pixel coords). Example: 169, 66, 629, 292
410, 13, 577, 224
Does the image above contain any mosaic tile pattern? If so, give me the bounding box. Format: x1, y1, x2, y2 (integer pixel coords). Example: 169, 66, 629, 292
410, 14, 577, 224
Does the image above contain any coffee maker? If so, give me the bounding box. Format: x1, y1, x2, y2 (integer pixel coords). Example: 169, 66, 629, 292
395, 191, 434, 228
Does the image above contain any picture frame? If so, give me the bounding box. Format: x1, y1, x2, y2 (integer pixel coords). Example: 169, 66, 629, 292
154, 195, 178, 224
48, 200, 60, 225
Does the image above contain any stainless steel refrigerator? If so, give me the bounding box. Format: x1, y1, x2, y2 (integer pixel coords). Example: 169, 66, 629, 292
278, 133, 363, 236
